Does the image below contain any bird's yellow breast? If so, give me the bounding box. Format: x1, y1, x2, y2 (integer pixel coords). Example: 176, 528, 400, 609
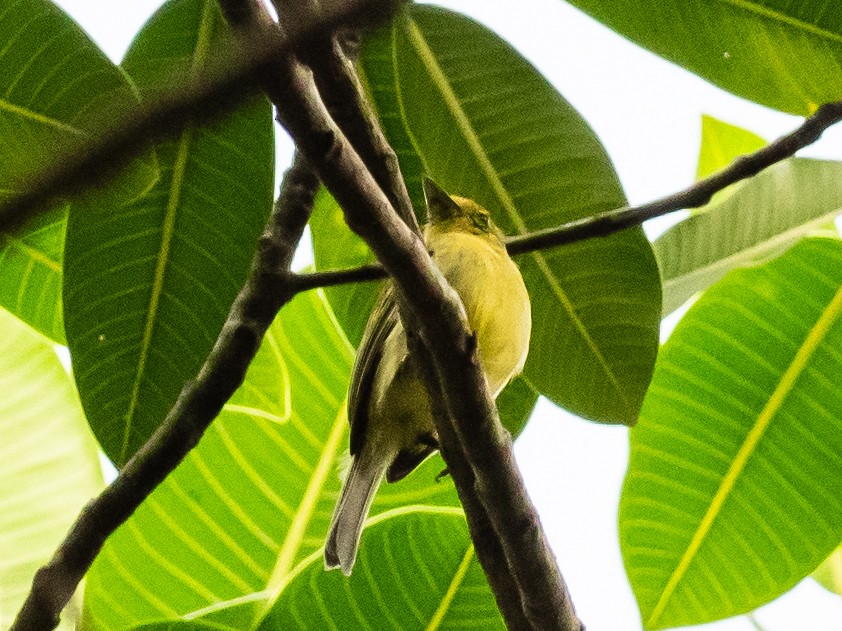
426, 228, 531, 396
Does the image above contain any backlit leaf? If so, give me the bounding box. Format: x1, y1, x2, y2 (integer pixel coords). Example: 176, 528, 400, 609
656, 158, 842, 315
0, 309, 103, 628
256, 509, 503, 631
563, 0, 842, 115
622, 239, 842, 628
63, 0, 274, 465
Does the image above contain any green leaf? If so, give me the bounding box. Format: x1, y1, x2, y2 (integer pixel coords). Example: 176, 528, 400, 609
814, 546, 842, 596
0, 0, 157, 343
63, 0, 274, 466
563, 0, 842, 115
621, 238, 842, 629
188, 596, 271, 631
655, 158, 842, 315
0, 207, 66, 343
310, 187, 379, 349
696, 115, 767, 182
82, 291, 459, 631
0, 308, 103, 627
256, 509, 503, 631
495, 376, 539, 438
384, 5, 661, 424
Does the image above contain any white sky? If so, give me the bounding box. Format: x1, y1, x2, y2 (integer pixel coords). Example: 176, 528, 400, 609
53, 1, 842, 630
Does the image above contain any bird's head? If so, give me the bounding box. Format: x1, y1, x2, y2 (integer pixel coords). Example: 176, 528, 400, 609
423, 177, 505, 244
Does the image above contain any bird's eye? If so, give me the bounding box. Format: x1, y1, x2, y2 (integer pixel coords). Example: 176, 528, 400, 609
474, 214, 490, 230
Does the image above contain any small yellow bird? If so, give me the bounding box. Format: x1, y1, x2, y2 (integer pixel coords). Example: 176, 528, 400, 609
324, 178, 532, 575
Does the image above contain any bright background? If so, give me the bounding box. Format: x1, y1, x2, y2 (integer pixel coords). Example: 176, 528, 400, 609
52, 1, 842, 629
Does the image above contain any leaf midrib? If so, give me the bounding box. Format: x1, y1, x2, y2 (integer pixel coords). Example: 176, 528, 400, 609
399, 15, 632, 416
263, 402, 349, 591
647, 280, 842, 626
425, 545, 474, 631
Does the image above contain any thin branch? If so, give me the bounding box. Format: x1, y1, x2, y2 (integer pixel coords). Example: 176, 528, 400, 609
504, 98, 842, 254
0, 0, 398, 238
11, 155, 319, 631
290, 96, 842, 291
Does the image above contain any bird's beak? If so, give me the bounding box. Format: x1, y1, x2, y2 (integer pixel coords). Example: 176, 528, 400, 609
423, 177, 461, 223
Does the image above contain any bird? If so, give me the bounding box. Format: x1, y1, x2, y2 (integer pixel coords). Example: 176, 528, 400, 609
324, 177, 532, 575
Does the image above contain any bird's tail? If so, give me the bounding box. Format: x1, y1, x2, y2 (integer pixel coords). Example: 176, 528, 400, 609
325, 456, 385, 575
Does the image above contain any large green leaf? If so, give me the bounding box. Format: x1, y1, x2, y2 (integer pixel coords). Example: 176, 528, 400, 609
309, 188, 538, 436
656, 158, 842, 315
0, 308, 103, 628
621, 238, 842, 629
359, 25, 428, 221
63, 0, 274, 466
380, 5, 660, 424
256, 509, 503, 630
0, 0, 156, 343
81, 291, 459, 631
563, 0, 842, 115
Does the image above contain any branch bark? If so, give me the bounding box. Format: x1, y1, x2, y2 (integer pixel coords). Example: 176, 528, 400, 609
300, 32, 419, 231
286, 12, 539, 628
504, 98, 842, 255
10, 154, 319, 631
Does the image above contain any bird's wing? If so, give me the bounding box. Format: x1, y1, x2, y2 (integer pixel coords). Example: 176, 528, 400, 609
348, 283, 402, 456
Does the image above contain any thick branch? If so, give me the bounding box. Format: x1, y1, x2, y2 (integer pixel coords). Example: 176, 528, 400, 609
413, 342, 556, 631
10, 155, 320, 631
291, 96, 842, 291
410, 313, 580, 630
300, 33, 419, 232
255, 20, 580, 628
275, 7, 535, 625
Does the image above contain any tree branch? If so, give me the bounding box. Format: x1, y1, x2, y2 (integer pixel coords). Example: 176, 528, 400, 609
289, 96, 842, 292
10, 154, 319, 631
505, 98, 842, 255
281, 10, 543, 627
273, 8, 537, 625
300, 32, 420, 232
247, 10, 581, 628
